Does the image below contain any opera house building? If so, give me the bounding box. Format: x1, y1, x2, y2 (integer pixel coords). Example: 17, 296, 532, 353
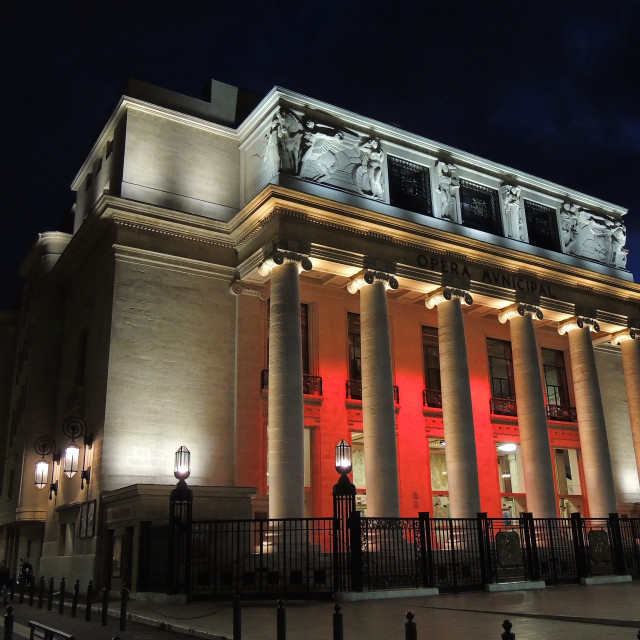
0, 78, 638, 591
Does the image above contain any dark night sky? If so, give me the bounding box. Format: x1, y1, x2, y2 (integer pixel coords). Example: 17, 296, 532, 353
3, 1, 640, 309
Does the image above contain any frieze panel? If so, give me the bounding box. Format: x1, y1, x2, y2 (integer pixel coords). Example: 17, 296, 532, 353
560, 203, 627, 268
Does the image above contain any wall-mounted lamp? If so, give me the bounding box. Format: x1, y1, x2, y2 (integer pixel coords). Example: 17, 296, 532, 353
33, 436, 60, 500
62, 416, 93, 489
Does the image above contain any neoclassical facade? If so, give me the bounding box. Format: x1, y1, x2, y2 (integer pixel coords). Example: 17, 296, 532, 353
1, 78, 639, 589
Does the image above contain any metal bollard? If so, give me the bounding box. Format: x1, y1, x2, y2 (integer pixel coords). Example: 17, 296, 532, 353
119, 584, 129, 632
47, 577, 54, 611
277, 599, 286, 640
85, 581, 93, 622
101, 587, 109, 626
58, 577, 65, 614
17, 579, 24, 605
71, 580, 79, 618
333, 603, 343, 640
9, 578, 14, 603
501, 619, 515, 640
37, 577, 44, 609
405, 612, 417, 640
28, 578, 35, 607
232, 594, 241, 640
4, 605, 14, 640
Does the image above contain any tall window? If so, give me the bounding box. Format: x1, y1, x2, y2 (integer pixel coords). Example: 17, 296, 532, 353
267, 302, 309, 373
422, 326, 441, 407
541, 348, 570, 407
487, 338, 515, 399
347, 313, 361, 381
487, 338, 516, 416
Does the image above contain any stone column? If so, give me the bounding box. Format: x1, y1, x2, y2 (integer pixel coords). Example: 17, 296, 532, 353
559, 316, 617, 517
348, 270, 400, 517
425, 287, 481, 518
258, 249, 312, 519
499, 303, 557, 518
611, 328, 640, 484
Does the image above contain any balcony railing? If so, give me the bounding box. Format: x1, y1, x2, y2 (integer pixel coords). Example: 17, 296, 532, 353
547, 404, 577, 422
346, 379, 399, 403
261, 370, 323, 396
423, 388, 443, 409
490, 396, 517, 417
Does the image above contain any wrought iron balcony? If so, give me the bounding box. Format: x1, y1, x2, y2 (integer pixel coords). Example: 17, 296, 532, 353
490, 397, 517, 417
346, 379, 399, 403
260, 370, 323, 396
546, 404, 577, 422
423, 388, 443, 409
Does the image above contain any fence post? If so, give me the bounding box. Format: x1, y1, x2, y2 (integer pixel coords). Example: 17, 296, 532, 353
501, 619, 515, 640
28, 577, 34, 607
47, 577, 54, 611
332, 602, 343, 640
348, 511, 363, 592
405, 611, 417, 640
71, 580, 79, 618
476, 513, 490, 585
277, 599, 286, 640
85, 581, 93, 622
522, 512, 540, 581
101, 587, 109, 626
119, 584, 129, 632
608, 513, 626, 575
58, 577, 65, 614
232, 594, 241, 640
418, 512, 434, 588
18, 577, 24, 605
37, 577, 44, 609
3, 605, 13, 640
570, 512, 587, 580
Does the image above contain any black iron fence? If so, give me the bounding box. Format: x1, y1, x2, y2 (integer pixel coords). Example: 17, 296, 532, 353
139, 512, 640, 599
346, 380, 399, 403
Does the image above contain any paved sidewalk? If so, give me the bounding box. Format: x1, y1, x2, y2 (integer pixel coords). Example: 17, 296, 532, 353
123, 582, 640, 640
6, 582, 640, 639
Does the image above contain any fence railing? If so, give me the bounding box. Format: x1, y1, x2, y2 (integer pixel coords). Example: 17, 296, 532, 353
139, 512, 640, 599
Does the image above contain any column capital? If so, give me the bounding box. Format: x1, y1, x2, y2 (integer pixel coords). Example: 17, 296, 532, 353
229, 279, 268, 300
498, 302, 544, 324
425, 286, 472, 309
258, 249, 312, 277
558, 315, 600, 335
611, 327, 639, 345
347, 270, 399, 294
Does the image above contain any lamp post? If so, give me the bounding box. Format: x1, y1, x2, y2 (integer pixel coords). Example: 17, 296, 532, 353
168, 446, 193, 597
333, 440, 357, 592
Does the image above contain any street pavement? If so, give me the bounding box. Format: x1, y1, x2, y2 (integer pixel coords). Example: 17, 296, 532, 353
5, 581, 640, 639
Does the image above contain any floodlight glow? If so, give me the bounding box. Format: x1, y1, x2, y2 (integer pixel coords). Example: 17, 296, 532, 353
497, 443, 517, 452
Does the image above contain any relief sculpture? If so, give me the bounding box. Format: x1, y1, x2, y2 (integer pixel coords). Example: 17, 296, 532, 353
560, 203, 628, 268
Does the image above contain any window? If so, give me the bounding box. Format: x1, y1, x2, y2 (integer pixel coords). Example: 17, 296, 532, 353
487, 338, 516, 416
422, 326, 441, 407
347, 312, 361, 380
387, 156, 432, 215
542, 348, 570, 406
496, 442, 527, 519
524, 200, 561, 252
459, 180, 502, 235
429, 438, 449, 517
554, 448, 583, 517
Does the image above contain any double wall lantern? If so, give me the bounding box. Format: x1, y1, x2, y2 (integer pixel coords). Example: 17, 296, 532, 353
34, 416, 93, 497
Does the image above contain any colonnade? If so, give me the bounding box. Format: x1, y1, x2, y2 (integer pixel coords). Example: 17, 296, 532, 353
258, 249, 640, 520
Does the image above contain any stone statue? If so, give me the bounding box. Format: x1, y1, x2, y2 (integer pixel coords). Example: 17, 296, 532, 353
610, 220, 628, 268
502, 185, 525, 241
263, 107, 305, 176
355, 138, 385, 198
560, 203, 579, 255
436, 162, 459, 221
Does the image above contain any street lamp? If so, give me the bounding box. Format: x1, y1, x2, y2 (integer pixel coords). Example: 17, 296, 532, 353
335, 439, 352, 475
169, 446, 193, 596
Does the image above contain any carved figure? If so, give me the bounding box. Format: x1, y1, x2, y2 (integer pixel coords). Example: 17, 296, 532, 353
560, 203, 579, 255
263, 107, 305, 176
356, 138, 385, 198
436, 163, 459, 221
610, 221, 628, 268
502, 185, 525, 240
299, 120, 350, 182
